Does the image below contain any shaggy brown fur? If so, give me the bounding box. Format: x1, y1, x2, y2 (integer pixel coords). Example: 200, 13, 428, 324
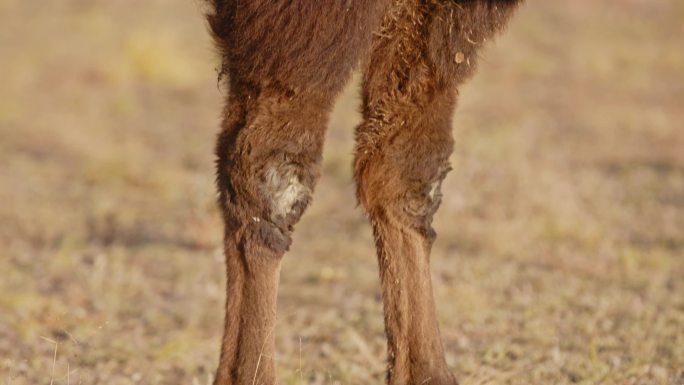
206, 1, 523, 384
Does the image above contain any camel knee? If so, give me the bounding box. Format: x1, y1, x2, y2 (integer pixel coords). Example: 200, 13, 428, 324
355, 151, 451, 239
260, 159, 313, 228
254, 158, 314, 253
214, 84, 333, 255
219, 151, 317, 254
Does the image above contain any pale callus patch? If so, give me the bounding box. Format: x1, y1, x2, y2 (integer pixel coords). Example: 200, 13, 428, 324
263, 166, 311, 219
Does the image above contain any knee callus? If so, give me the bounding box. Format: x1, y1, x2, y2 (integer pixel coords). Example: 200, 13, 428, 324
260, 159, 313, 230
355, 139, 452, 239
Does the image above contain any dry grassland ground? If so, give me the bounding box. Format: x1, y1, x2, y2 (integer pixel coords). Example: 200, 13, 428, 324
1, 0, 683, 384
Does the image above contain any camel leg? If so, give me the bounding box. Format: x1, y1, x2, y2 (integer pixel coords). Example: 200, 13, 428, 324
355, 89, 457, 385
207, 1, 393, 382
212, 82, 339, 385
354, 2, 521, 384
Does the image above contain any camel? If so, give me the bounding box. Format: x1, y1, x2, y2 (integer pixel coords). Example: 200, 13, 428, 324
205, 1, 524, 384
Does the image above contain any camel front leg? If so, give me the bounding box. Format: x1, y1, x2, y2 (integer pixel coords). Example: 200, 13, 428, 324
355, 92, 457, 384
213, 85, 333, 385
355, 1, 522, 382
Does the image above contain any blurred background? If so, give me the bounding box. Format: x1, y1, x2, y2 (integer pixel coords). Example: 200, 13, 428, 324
1, 0, 683, 384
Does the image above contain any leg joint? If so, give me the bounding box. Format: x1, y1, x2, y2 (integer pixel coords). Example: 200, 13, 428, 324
356, 153, 451, 239
259, 158, 313, 229
219, 150, 317, 254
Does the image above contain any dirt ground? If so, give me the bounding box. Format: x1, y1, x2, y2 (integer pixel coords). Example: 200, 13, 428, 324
1, 0, 683, 384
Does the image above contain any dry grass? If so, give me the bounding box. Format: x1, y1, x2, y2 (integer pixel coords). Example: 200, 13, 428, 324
1, 0, 683, 384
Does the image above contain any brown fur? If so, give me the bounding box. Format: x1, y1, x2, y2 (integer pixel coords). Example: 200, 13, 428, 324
206, 1, 523, 384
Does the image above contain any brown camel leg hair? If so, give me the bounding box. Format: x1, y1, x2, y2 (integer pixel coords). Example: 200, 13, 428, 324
213, 82, 339, 385
354, 2, 521, 384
